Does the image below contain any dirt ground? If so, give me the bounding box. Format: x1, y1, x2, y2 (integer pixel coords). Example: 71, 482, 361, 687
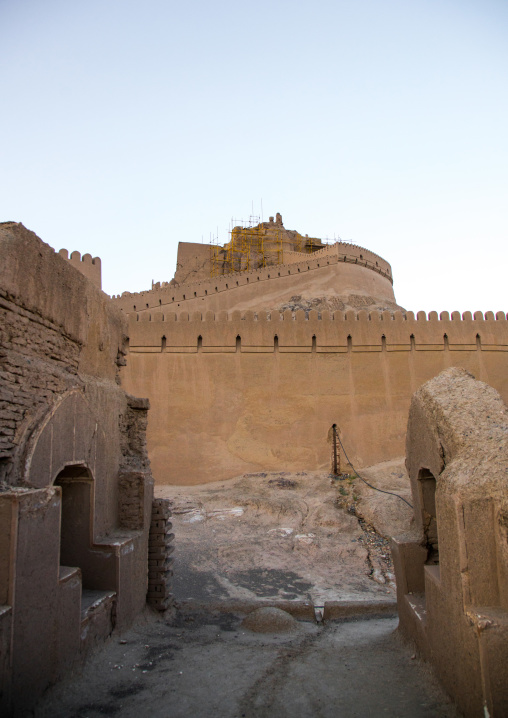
35, 611, 459, 718
33, 459, 452, 718
157, 460, 413, 608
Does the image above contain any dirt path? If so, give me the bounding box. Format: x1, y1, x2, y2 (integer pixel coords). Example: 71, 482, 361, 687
32, 461, 457, 717
35, 612, 458, 718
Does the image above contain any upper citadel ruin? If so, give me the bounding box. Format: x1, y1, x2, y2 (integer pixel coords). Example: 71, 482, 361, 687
1, 215, 507, 717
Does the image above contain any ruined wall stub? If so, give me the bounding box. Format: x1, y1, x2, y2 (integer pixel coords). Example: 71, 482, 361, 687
392, 368, 508, 718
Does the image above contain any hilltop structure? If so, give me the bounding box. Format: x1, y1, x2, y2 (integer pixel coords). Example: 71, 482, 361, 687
113, 214, 400, 317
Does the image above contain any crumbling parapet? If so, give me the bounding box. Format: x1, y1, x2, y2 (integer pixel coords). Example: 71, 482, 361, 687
392, 368, 508, 717
147, 499, 174, 611
58, 248, 102, 290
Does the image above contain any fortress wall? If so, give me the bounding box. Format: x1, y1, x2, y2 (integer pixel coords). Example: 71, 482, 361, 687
121, 311, 508, 485
126, 309, 508, 351
58, 248, 102, 289
173, 242, 211, 284
282, 243, 340, 265
112, 249, 395, 314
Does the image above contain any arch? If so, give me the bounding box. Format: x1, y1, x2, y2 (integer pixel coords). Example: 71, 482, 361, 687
418, 468, 439, 564
23, 390, 105, 490
54, 464, 116, 603
236, 335, 241, 352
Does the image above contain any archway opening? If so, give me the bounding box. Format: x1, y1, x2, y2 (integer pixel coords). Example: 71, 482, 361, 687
54, 465, 115, 612
418, 468, 439, 565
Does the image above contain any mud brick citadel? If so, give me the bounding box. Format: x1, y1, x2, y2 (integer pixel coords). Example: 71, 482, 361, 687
1, 215, 507, 716
112, 213, 508, 486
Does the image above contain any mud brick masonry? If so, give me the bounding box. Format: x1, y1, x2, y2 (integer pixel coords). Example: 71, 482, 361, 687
148, 499, 175, 611
1, 214, 508, 716
0, 223, 156, 714
392, 368, 508, 717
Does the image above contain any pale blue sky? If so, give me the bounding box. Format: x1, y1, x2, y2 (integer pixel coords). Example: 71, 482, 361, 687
1, 0, 507, 313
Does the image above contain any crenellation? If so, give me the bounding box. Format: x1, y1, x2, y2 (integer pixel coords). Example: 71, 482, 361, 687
123, 308, 508, 325
124, 307, 508, 358
112, 241, 394, 315
59, 247, 102, 290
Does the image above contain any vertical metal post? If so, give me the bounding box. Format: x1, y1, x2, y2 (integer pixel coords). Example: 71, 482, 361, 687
332, 424, 338, 476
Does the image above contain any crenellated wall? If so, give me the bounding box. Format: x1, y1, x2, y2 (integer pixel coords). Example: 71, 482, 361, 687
120, 309, 508, 485
125, 308, 508, 352
111, 243, 395, 316
58, 248, 102, 289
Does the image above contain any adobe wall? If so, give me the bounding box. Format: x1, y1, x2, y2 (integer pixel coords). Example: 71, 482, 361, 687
392, 368, 508, 717
0, 222, 153, 715
120, 309, 508, 485
0, 223, 127, 482
173, 242, 211, 284
112, 243, 396, 316
58, 248, 102, 289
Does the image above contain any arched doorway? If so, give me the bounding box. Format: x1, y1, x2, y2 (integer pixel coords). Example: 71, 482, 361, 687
54, 464, 115, 612
417, 468, 439, 565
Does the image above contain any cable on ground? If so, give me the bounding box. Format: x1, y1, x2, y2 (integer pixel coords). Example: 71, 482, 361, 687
334, 429, 413, 510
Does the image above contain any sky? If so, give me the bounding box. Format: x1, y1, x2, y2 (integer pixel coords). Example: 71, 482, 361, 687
1, 0, 507, 313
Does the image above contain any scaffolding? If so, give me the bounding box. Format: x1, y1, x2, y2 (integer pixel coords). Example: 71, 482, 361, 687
294, 233, 323, 254
210, 217, 283, 278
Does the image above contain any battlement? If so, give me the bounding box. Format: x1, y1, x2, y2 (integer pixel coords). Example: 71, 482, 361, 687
126, 308, 508, 353
111, 243, 393, 314
58, 248, 102, 290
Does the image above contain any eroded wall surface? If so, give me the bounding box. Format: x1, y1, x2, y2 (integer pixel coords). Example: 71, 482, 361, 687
121, 310, 508, 485
392, 368, 508, 718
0, 222, 153, 715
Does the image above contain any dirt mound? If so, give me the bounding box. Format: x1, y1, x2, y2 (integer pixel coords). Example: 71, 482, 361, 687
241, 607, 300, 633
277, 294, 405, 316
